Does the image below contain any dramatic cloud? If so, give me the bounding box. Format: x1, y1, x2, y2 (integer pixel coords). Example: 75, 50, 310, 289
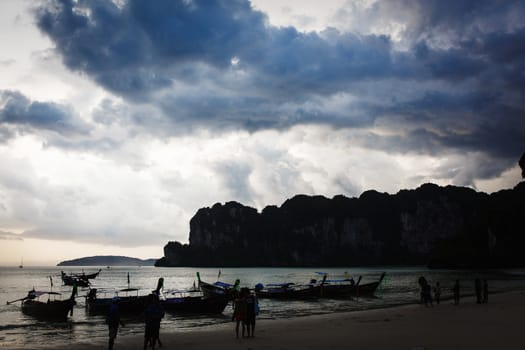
0, 90, 89, 137
0, 0, 523, 260
31, 0, 525, 164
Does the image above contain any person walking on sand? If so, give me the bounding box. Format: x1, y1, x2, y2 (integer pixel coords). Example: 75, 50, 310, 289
107, 297, 124, 350
483, 279, 489, 303
244, 287, 259, 337
232, 290, 247, 338
453, 280, 460, 305
434, 282, 441, 305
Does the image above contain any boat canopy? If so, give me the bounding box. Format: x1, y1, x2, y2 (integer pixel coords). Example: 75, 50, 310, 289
31, 291, 62, 297
266, 283, 295, 287
320, 279, 354, 283
213, 281, 233, 288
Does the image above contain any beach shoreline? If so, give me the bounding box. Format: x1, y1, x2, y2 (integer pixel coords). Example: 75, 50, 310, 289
17, 290, 524, 350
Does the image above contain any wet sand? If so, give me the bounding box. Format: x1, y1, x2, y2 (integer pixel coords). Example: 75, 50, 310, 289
49, 291, 524, 350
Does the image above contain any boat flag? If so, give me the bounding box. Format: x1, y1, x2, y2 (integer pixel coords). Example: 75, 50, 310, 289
218, 269, 221, 281
49, 276, 53, 288
127, 272, 130, 288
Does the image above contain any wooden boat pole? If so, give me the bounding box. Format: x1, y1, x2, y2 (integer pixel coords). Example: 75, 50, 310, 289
6, 297, 27, 305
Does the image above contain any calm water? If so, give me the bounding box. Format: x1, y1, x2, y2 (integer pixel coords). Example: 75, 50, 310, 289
1, 266, 525, 349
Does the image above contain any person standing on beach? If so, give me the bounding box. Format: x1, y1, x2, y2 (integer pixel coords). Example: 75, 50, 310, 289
475, 278, 482, 303
483, 280, 489, 303
453, 280, 460, 305
434, 282, 441, 305
244, 288, 259, 337
144, 293, 165, 350
107, 297, 124, 350
232, 290, 247, 338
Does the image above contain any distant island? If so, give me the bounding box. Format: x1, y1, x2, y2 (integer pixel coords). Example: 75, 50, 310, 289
57, 255, 157, 266
156, 181, 525, 269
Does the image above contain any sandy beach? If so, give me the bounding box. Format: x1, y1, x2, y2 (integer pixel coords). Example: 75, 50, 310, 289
35, 291, 523, 350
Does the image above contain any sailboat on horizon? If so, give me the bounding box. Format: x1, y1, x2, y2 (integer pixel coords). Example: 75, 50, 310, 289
19, 257, 23, 269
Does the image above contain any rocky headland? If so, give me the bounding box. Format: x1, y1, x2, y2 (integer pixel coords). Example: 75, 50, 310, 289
156, 182, 525, 268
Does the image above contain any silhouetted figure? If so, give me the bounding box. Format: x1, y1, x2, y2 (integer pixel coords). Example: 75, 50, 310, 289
417, 277, 433, 307
107, 297, 124, 350
434, 282, 441, 305
453, 280, 460, 305
232, 290, 247, 338
244, 288, 259, 337
144, 293, 164, 350
424, 283, 433, 307
483, 279, 489, 303
518, 153, 525, 179
475, 278, 482, 304
418, 276, 427, 304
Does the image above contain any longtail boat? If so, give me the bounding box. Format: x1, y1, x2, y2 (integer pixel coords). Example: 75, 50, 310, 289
61, 271, 90, 287
7, 288, 77, 321
71, 269, 102, 280
86, 287, 148, 315
316, 272, 386, 298
86, 275, 162, 315
196, 272, 239, 299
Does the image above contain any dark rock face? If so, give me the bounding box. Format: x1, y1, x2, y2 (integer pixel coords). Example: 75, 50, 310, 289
156, 182, 525, 268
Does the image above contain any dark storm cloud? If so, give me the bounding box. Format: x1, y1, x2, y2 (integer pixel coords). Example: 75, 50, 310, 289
0, 90, 89, 135
33, 0, 525, 172
34, 0, 410, 98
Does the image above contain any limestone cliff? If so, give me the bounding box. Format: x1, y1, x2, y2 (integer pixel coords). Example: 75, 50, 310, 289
156, 182, 525, 268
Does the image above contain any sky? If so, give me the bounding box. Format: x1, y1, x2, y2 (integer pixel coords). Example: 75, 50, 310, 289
0, 0, 524, 266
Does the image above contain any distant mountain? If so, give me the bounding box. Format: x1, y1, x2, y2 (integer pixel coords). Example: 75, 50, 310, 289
57, 255, 157, 266
156, 182, 525, 268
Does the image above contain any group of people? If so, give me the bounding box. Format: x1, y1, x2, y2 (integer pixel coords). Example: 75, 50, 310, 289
232, 287, 259, 339
418, 277, 489, 307
106, 287, 260, 349
475, 278, 489, 304
106, 292, 165, 350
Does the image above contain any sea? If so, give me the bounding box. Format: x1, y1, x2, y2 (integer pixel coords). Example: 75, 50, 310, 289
1, 266, 525, 349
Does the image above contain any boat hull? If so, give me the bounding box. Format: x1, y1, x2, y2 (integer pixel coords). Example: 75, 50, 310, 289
61, 273, 90, 287
256, 286, 319, 300
318, 273, 385, 298
22, 299, 75, 321
86, 296, 148, 315
163, 296, 230, 314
